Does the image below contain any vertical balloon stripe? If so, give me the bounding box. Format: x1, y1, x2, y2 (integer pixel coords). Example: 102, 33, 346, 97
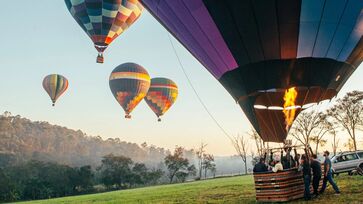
50, 74, 57, 100
297, 0, 325, 58
311, 0, 347, 57
337, 8, 363, 61
55, 75, 64, 101
42, 74, 69, 105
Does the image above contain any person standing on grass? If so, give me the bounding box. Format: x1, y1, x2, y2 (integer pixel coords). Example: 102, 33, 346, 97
299, 154, 311, 201
320, 150, 341, 195
310, 154, 322, 197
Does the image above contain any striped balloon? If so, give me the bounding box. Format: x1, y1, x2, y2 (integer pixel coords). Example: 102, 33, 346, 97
109, 63, 150, 118
64, 0, 143, 63
144, 78, 178, 121
42, 74, 69, 106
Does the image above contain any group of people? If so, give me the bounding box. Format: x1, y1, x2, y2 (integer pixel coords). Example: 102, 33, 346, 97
253, 149, 340, 201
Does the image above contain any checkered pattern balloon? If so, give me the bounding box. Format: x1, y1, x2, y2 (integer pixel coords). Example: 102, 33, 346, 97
144, 78, 178, 121
64, 0, 143, 63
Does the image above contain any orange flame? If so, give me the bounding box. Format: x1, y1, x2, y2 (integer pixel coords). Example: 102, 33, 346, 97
283, 87, 298, 130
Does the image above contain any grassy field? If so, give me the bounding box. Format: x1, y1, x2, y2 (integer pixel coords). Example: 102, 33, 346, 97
18, 174, 363, 204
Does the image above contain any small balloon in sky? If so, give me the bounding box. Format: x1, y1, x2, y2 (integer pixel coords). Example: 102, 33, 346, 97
109, 63, 150, 119
144, 78, 178, 122
42, 74, 69, 106
64, 0, 143, 63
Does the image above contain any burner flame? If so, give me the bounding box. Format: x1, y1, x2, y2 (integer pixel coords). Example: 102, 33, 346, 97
283, 87, 298, 130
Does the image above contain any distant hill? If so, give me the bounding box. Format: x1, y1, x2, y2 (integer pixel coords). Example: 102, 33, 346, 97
0, 112, 171, 168
0, 112, 245, 175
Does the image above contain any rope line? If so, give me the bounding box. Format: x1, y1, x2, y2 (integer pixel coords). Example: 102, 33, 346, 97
166, 33, 233, 142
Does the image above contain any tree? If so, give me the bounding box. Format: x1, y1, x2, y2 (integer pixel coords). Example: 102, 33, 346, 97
249, 129, 266, 157
344, 138, 355, 151
0, 168, 19, 202
311, 137, 327, 154
175, 165, 196, 182
131, 163, 149, 186
145, 168, 163, 185
210, 165, 217, 178
164, 146, 193, 183
3, 160, 83, 201
99, 154, 133, 189
195, 142, 207, 179
232, 134, 248, 175
202, 154, 215, 179
331, 130, 340, 156
290, 110, 333, 153
250, 151, 259, 167
326, 91, 363, 151
71, 165, 94, 192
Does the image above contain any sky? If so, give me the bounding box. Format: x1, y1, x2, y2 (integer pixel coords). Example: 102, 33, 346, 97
0, 1, 362, 156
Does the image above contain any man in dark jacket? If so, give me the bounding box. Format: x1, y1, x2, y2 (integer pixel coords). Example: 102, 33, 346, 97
310, 154, 322, 197
253, 158, 268, 173
299, 154, 311, 200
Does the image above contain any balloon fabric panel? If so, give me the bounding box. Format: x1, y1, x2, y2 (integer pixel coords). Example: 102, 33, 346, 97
109, 63, 150, 117
144, 78, 178, 119
141, 0, 363, 142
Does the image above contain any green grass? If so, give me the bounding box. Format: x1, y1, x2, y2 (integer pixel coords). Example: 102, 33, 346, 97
18, 174, 363, 204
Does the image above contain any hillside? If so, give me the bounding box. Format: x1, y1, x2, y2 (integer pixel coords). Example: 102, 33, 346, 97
0, 112, 248, 176
18, 174, 363, 204
0, 112, 171, 168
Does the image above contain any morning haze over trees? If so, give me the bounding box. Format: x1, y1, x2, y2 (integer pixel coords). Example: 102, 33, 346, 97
0, 111, 230, 202
0, 91, 362, 202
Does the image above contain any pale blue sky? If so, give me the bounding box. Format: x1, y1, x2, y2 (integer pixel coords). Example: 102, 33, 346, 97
0, 1, 362, 155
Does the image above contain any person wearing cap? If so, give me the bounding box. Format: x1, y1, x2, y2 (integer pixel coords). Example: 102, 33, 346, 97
320, 150, 340, 195
310, 154, 322, 197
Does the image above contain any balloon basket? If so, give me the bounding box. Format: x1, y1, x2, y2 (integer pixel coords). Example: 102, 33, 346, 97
157, 118, 161, 122
125, 114, 131, 119
96, 55, 104, 63
52, 103, 55, 107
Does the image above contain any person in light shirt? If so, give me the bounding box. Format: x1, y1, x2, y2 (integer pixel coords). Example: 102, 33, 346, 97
272, 157, 283, 172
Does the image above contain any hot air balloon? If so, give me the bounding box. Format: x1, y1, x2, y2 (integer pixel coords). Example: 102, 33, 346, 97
144, 77, 178, 121
142, 0, 363, 142
109, 63, 150, 118
64, 0, 143, 63
42, 74, 69, 106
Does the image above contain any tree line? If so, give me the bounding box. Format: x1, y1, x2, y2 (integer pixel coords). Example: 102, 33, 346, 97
0, 145, 217, 203
0, 155, 163, 202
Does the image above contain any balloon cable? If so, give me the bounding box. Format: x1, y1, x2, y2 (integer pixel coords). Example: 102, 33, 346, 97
167, 33, 233, 142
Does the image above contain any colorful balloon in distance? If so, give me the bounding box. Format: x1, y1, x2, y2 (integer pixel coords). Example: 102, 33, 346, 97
109, 63, 150, 118
42, 74, 69, 106
144, 78, 178, 121
64, 0, 143, 63
142, 0, 363, 142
